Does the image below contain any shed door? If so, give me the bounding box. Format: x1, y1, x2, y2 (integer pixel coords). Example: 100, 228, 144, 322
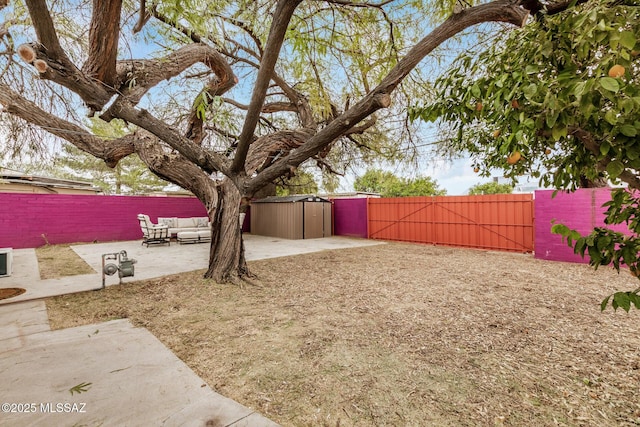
303, 203, 327, 238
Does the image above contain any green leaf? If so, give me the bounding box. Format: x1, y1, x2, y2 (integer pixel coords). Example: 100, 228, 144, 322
546, 112, 559, 129
596, 236, 612, 251
600, 141, 611, 156
629, 292, 640, 309
600, 77, 620, 93
525, 64, 539, 75
620, 124, 637, 137
613, 292, 631, 312
605, 109, 618, 125
620, 31, 636, 50
551, 223, 570, 236
551, 126, 567, 141
69, 382, 92, 395
606, 160, 625, 179
601, 294, 611, 311
523, 83, 538, 100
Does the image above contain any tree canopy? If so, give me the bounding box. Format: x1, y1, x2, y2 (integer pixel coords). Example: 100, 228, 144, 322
354, 168, 446, 197
412, 0, 640, 310
468, 182, 513, 195
276, 170, 319, 196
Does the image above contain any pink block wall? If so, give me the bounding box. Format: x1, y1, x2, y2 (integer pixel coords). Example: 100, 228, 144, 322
332, 198, 368, 238
534, 188, 630, 263
0, 193, 208, 248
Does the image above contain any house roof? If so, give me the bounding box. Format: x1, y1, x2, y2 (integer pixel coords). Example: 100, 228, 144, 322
0, 171, 101, 193
252, 194, 331, 203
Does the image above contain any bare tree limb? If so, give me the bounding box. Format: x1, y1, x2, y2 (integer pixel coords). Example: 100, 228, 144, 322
134, 131, 219, 207
82, 0, 123, 87
0, 83, 134, 167
132, 0, 152, 34
101, 44, 236, 121
231, 0, 302, 174
105, 98, 233, 177
245, 0, 530, 194
22, 0, 113, 111
216, 14, 265, 57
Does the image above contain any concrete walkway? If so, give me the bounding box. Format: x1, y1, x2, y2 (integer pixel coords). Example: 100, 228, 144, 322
0, 235, 383, 426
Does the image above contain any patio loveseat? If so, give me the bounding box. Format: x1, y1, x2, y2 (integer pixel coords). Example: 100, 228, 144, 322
157, 216, 210, 237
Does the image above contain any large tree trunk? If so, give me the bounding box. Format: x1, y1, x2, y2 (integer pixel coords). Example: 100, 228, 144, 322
205, 179, 250, 282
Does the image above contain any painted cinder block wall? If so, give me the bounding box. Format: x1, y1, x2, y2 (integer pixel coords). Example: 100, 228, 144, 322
534, 188, 630, 263
0, 193, 208, 249
332, 198, 368, 238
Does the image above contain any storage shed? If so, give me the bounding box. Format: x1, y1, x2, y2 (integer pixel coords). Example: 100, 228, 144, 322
250, 195, 332, 239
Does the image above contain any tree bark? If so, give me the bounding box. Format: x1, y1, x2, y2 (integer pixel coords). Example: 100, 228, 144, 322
82, 0, 122, 87
205, 180, 250, 282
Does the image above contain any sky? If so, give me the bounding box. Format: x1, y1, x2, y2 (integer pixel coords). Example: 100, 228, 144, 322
336, 156, 541, 196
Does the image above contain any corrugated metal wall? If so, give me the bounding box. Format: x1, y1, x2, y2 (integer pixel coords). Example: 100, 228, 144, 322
250, 201, 332, 239
251, 202, 303, 239
367, 194, 534, 252
305, 203, 331, 238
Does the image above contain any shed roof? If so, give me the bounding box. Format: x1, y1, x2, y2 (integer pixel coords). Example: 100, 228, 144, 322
253, 194, 331, 203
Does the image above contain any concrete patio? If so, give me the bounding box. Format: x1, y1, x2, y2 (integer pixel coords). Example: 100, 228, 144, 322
0, 235, 383, 426
0, 234, 383, 305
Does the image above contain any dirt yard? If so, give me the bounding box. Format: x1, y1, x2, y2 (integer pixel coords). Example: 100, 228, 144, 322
45, 242, 640, 426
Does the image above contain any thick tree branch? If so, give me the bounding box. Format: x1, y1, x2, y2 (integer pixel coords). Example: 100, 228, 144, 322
22, 0, 113, 111
245, 0, 529, 194
82, 0, 122, 88
105, 99, 233, 177
151, 5, 314, 132
24, 0, 64, 57
231, 0, 302, 174
134, 131, 219, 208
520, 0, 590, 16
101, 44, 236, 121
0, 83, 134, 167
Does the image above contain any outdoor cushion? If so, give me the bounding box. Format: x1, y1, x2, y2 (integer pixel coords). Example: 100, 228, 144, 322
177, 218, 197, 228
158, 217, 177, 228
177, 230, 211, 244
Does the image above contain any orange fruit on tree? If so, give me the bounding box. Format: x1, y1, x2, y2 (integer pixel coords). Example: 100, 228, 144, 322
492, 129, 501, 138
511, 99, 520, 109
608, 64, 626, 78
473, 167, 480, 173
507, 151, 522, 165
475, 102, 483, 111
545, 148, 552, 155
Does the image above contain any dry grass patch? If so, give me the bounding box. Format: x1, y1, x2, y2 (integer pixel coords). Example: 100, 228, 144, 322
36, 244, 95, 279
46, 242, 640, 426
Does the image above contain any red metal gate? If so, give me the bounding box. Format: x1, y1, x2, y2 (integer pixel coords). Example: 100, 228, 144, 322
367, 194, 534, 253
